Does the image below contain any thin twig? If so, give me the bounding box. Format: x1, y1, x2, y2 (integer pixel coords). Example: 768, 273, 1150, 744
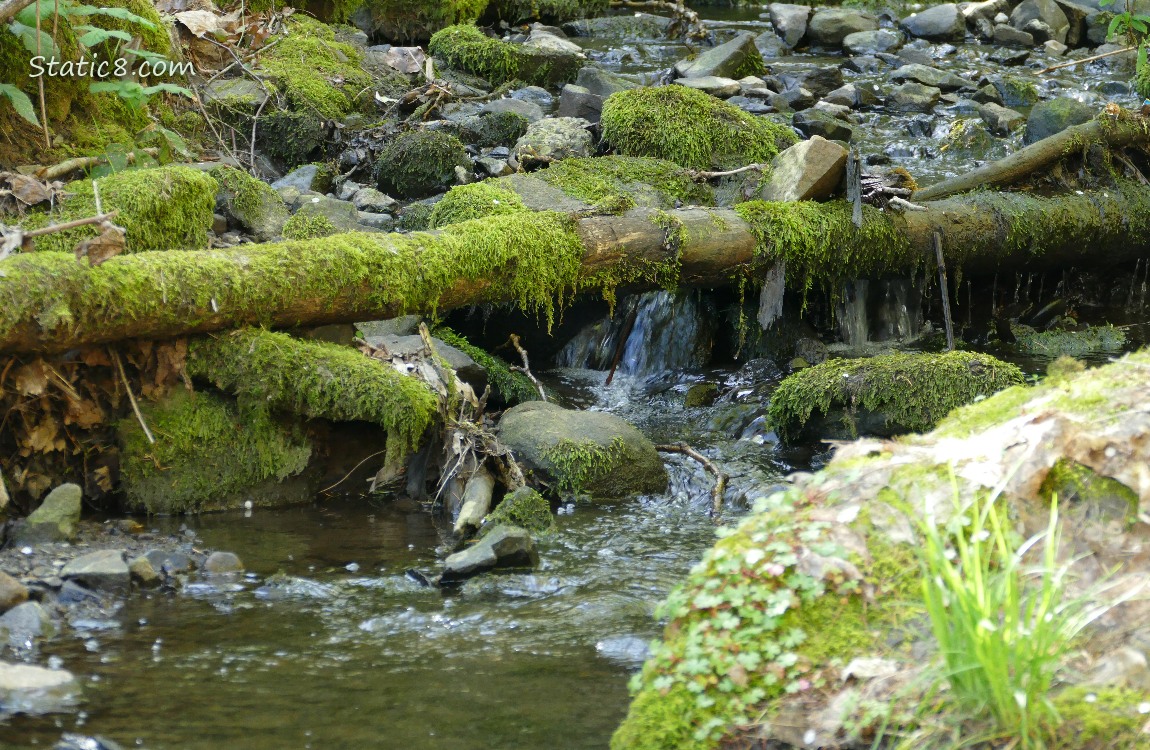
509, 333, 547, 401
34, 149, 159, 181
112, 348, 154, 445
1038, 45, 1135, 74
656, 442, 728, 519
34, 0, 49, 149
687, 163, 768, 181
250, 92, 268, 173
320, 449, 387, 494
21, 211, 119, 238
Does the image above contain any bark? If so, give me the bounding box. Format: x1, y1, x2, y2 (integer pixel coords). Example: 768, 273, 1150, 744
2, 183, 1150, 354
0, 0, 36, 25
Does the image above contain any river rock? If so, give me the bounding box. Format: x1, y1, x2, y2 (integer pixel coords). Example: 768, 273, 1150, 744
497, 401, 667, 500
842, 29, 902, 55
481, 97, 545, 123
144, 549, 195, 575
442, 525, 538, 581
204, 551, 245, 574
0, 661, 78, 714
128, 555, 161, 587
900, 3, 966, 41
60, 550, 130, 595
271, 164, 321, 193
823, 82, 879, 108
0, 572, 28, 614
513, 117, 593, 168
770, 3, 811, 48
674, 76, 742, 98
782, 67, 844, 99
12, 483, 82, 545
575, 66, 639, 98
360, 333, 487, 390
351, 187, 398, 214
0, 601, 54, 646
559, 84, 604, 122
807, 9, 878, 48
978, 102, 1026, 135
292, 195, 361, 233
792, 108, 855, 141
889, 82, 942, 112
1024, 96, 1095, 144
890, 63, 976, 91
675, 31, 764, 80
760, 136, 847, 202
993, 23, 1036, 46
754, 31, 790, 59
1010, 0, 1070, 43
510, 85, 553, 109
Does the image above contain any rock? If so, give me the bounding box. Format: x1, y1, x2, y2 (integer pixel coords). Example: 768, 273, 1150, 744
993, 23, 1036, 46
481, 486, 556, 536
0, 661, 77, 714
978, 102, 1026, 135
684, 382, 720, 408
559, 84, 603, 121
842, 29, 902, 55
203, 551, 244, 574
674, 76, 742, 98
754, 31, 790, 59
351, 187, 398, 214
201, 77, 267, 115
523, 25, 584, 58
842, 55, 883, 73
823, 82, 879, 108
992, 75, 1040, 107
513, 117, 594, 168
760, 136, 848, 202
781, 67, 845, 99
778, 86, 816, 111
510, 85, 553, 109
144, 549, 195, 575
807, 8, 879, 48
575, 66, 639, 98
0, 601, 54, 646
1044, 38, 1069, 54
1086, 11, 1111, 44
565, 13, 673, 39
60, 550, 130, 594
0, 470, 8, 511
900, 3, 966, 41
291, 195, 361, 233
792, 109, 855, 141
375, 130, 471, 199
972, 83, 1004, 104
12, 483, 82, 545
1010, 0, 1070, 43
889, 82, 942, 112
360, 333, 487, 390
271, 164, 321, 193
0, 572, 28, 614
896, 46, 935, 66
128, 556, 161, 587
210, 165, 289, 242
674, 31, 765, 80
1024, 96, 1094, 144
481, 97, 545, 123
770, 3, 811, 47
476, 156, 514, 177
890, 63, 975, 91
442, 524, 539, 581
497, 401, 667, 499
1083, 646, 1150, 689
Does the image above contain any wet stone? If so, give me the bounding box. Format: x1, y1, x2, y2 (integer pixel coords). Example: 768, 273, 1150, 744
889, 82, 942, 112
144, 549, 194, 575
0, 571, 29, 614
978, 102, 1026, 135
203, 551, 245, 574
60, 550, 130, 595
129, 556, 161, 587
12, 483, 82, 545
0, 601, 55, 646
791, 108, 855, 142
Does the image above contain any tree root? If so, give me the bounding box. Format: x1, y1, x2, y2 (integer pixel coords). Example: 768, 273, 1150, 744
656, 442, 727, 519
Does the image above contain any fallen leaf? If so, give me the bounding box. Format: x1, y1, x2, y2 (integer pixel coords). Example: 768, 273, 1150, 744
174, 9, 224, 37
80, 348, 112, 367
23, 416, 61, 454
91, 465, 114, 492
14, 360, 48, 396
65, 396, 105, 429
74, 222, 125, 266
5, 173, 51, 205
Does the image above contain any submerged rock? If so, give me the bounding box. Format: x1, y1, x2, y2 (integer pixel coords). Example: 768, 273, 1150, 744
0, 572, 28, 614
11, 484, 82, 545
0, 661, 77, 715
203, 551, 245, 574
441, 525, 539, 581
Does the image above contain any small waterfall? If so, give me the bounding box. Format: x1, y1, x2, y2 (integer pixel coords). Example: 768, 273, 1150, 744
873, 279, 921, 341
838, 280, 870, 347
837, 279, 923, 347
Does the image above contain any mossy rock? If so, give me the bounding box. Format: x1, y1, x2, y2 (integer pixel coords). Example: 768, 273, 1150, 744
481, 486, 556, 536
488, 0, 609, 24
428, 180, 529, 228
534, 155, 715, 209
1013, 324, 1127, 357
431, 326, 540, 404
283, 213, 340, 240
428, 24, 583, 89
209, 166, 289, 242
374, 130, 471, 199
449, 110, 532, 147
684, 382, 720, 407
356, 0, 489, 42
497, 401, 668, 499
22, 166, 216, 253
257, 109, 329, 170
1039, 458, 1138, 527
767, 350, 1026, 443
118, 390, 313, 514
600, 86, 798, 171
257, 16, 375, 119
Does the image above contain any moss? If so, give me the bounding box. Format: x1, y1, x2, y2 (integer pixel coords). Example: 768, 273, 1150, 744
600, 86, 798, 171
455, 110, 531, 147
186, 329, 439, 459
21, 166, 216, 253
768, 351, 1026, 443
374, 130, 471, 199
118, 389, 312, 514
1039, 458, 1139, 524
257, 16, 375, 119
209, 165, 289, 240
431, 326, 539, 404
428, 23, 582, 88
91, 0, 174, 63
1012, 324, 1127, 356
1051, 686, 1150, 749
283, 213, 339, 240
257, 109, 327, 169
428, 180, 529, 228
996, 74, 1040, 108
490, 0, 610, 24
543, 436, 625, 496
684, 382, 720, 407
611, 684, 708, 750
932, 383, 1035, 439
482, 486, 556, 535
363, 0, 489, 42
397, 202, 436, 231
536, 156, 715, 209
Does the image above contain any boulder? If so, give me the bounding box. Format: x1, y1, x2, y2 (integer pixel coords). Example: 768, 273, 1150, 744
290, 195, 361, 234
769, 3, 811, 48
993, 23, 1036, 46
144, 549, 195, 575
0, 661, 77, 714
991, 75, 1040, 107
513, 117, 594, 168
271, 164, 321, 193
481, 486, 556, 537
823, 83, 879, 108
780, 67, 845, 99
0, 601, 55, 646
978, 102, 1027, 135
760, 136, 848, 202
559, 84, 604, 122
0, 572, 28, 614
12, 483, 82, 545
673, 76, 742, 98
674, 31, 765, 80
889, 82, 942, 112
792, 109, 855, 141
575, 66, 639, 98
1010, 0, 1070, 43
60, 550, 130, 595
211, 166, 289, 242
900, 3, 966, 41
351, 187, 398, 214
1024, 96, 1095, 144
807, 9, 879, 48
374, 130, 471, 199
890, 63, 976, 91
481, 97, 545, 123
203, 551, 245, 574
128, 556, 161, 587
441, 525, 538, 581
842, 29, 902, 55
497, 401, 667, 499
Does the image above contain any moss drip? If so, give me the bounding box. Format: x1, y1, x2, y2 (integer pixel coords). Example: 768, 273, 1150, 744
431, 326, 539, 404
543, 436, 625, 496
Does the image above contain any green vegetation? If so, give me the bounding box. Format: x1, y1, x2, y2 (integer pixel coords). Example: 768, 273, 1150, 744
374, 130, 471, 199
364, 0, 489, 42
428, 180, 529, 228
1012, 324, 1127, 356
482, 486, 556, 535
431, 326, 540, 404
22, 165, 216, 253
209, 165, 289, 241
257, 109, 328, 169
454, 110, 531, 147
490, 0, 609, 23
1052, 686, 1150, 749
543, 436, 626, 496
600, 86, 798, 170
257, 16, 375, 119
1039, 458, 1139, 524
118, 389, 312, 514
767, 351, 1025, 442
428, 24, 582, 88
283, 213, 340, 240
684, 382, 719, 407
536, 156, 716, 209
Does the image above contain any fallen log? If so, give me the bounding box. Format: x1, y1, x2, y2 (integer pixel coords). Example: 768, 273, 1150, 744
3, 181, 1150, 354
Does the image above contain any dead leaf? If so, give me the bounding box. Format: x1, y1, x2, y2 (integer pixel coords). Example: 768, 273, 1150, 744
74, 222, 125, 266
381, 47, 426, 75
14, 360, 49, 396
91, 465, 114, 492
65, 396, 105, 429
5, 173, 51, 206
23, 416, 62, 454
80, 348, 112, 367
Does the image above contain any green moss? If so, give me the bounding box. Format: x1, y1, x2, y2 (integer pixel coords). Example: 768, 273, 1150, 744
1051, 687, 1150, 749
397, 202, 436, 231
1039, 458, 1139, 524
431, 326, 540, 404
283, 213, 339, 240
186, 328, 439, 459
428, 180, 529, 228
362, 0, 489, 42
257, 16, 375, 119
428, 23, 581, 88
997, 75, 1040, 108
209, 165, 289, 240
490, 0, 609, 23
543, 436, 625, 496
482, 486, 556, 535
932, 383, 1036, 439
92, 0, 173, 63
768, 351, 1026, 442
536, 156, 715, 209
611, 684, 708, 750
375, 130, 471, 199
684, 382, 720, 407
257, 109, 327, 169
600, 86, 798, 171
21, 166, 216, 253
118, 389, 312, 514
1013, 324, 1127, 356
455, 110, 530, 147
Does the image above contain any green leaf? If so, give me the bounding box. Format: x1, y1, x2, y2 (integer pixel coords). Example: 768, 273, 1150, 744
69, 4, 156, 28
140, 83, 194, 99
74, 25, 133, 46
8, 20, 59, 57
1108, 14, 1127, 36
1132, 18, 1148, 31
0, 83, 40, 127
15, 0, 67, 25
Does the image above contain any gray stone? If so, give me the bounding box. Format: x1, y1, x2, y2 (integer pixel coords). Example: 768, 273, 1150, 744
792, 108, 855, 141
760, 136, 848, 202
510, 85, 553, 109
896, 46, 935, 66
978, 102, 1026, 135
0, 661, 77, 714
361, 333, 488, 390
754, 31, 790, 58
356, 212, 395, 231
889, 82, 942, 112
292, 195, 360, 233
781, 67, 845, 99
900, 3, 966, 41
476, 156, 514, 177
271, 165, 320, 193
497, 401, 668, 500
481, 98, 544, 123
61, 550, 130, 594
352, 187, 398, 214
558, 84, 603, 122
337, 181, 361, 202
1024, 96, 1095, 144
807, 8, 879, 48
201, 78, 267, 114
842, 29, 902, 55
214, 172, 289, 242
0, 572, 28, 614
993, 23, 1036, 46
13, 484, 82, 545
203, 551, 244, 574
675, 32, 764, 80
842, 55, 883, 73
0, 601, 54, 646
513, 117, 594, 169
823, 83, 879, 108
575, 67, 639, 98
992, 75, 1041, 107
770, 3, 811, 47
442, 525, 538, 581
523, 26, 584, 57
973, 83, 1004, 104
1044, 38, 1069, 54
128, 556, 161, 587
144, 549, 195, 575
564, 13, 672, 39
890, 63, 976, 91
779, 86, 816, 110
1086, 10, 1112, 44
0, 470, 8, 511
1010, 0, 1070, 43
674, 75, 742, 98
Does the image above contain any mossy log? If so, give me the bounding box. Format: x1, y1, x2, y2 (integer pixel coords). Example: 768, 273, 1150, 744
3, 181, 1150, 354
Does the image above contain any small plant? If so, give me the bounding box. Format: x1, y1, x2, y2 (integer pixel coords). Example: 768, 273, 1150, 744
1101, 0, 1150, 44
